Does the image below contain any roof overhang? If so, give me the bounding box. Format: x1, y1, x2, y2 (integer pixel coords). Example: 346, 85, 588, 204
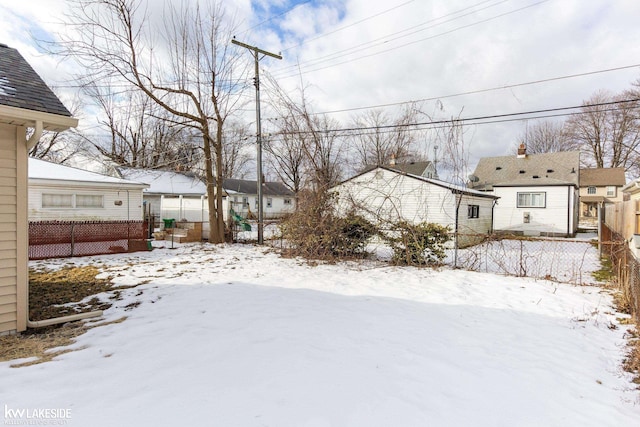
0, 104, 78, 132
29, 178, 149, 190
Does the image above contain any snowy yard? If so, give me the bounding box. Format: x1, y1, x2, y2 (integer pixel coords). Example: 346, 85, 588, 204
1, 242, 639, 426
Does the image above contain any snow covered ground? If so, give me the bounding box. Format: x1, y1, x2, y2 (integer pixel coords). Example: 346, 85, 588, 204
2, 242, 639, 426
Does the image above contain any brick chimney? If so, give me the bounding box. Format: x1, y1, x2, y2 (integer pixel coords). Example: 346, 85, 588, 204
517, 143, 527, 158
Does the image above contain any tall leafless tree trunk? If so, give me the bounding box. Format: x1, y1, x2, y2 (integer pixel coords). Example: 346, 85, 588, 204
57, 0, 247, 243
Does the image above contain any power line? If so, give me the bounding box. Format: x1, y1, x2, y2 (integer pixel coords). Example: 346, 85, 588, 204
269, 63, 640, 117
272, 0, 508, 76
271, 0, 548, 80
267, 98, 640, 137
280, 0, 418, 54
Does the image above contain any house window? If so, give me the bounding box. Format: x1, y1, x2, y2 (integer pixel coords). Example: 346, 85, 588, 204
266, 198, 273, 208
42, 194, 73, 208
254, 198, 258, 209
233, 196, 238, 203
76, 194, 104, 208
606, 186, 616, 197
284, 198, 292, 205
587, 186, 596, 195
42, 194, 104, 209
517, 192, 546, 208
242, 197, 248, 207
467, 205, 479, 219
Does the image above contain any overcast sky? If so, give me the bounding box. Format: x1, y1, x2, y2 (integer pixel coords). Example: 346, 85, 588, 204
1, 0, 640, 170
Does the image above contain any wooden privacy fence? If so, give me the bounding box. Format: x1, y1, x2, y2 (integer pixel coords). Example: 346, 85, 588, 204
29, 220, 149, 260
601, 224, 640, 320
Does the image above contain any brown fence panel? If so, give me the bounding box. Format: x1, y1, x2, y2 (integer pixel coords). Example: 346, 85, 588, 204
600, 224, 640, 321
29, 220, 148, 260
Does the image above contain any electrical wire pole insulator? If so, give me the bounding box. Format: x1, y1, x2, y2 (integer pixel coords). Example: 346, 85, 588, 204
231, 38, 282, 245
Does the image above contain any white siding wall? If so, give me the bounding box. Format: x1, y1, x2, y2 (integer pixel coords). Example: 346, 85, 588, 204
492, 185, 576, 235
229, 194, 295, 219
334, 169, 494, 238
28, 184, 145, 221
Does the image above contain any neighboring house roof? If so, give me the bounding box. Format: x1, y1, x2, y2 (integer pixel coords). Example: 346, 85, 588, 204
363, 161, 435, 176
339, 166, 498, 199
29, 158, 148, 188
117, 167, 206, 195
470, 151, 580, 189
223, 179, 295, 197
580, 168, 626, 187
0, 44, 71, 117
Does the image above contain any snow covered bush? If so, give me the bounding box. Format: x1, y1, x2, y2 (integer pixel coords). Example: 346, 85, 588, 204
385, 221, 451, 266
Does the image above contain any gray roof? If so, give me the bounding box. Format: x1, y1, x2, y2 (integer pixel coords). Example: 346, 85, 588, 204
362, 161, 434, 176
339, 166, 498, 199
223, 178, 294, 197
580, 168, 626, 187
0, 43, 72, 116
470, 151, 580, 189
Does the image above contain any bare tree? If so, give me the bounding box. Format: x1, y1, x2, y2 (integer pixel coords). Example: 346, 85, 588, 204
349, 106, 419, 171
265, 75, 346, 192
566, 90, 640, 174
83, 82, 199, 170
29, 92, 88, 164
57, 0, 248, 243
221, 121, 253, 179
435, 112, 470, 185
515, 120, 575, 154
264, 132, 306, 195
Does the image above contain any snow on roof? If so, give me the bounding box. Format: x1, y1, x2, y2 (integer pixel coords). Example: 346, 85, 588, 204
29, 157, 147, 187
118, 167, 207, 195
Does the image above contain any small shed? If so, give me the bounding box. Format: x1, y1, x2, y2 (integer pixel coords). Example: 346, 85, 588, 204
333, 166, 498, 247
0, 44, 77, 334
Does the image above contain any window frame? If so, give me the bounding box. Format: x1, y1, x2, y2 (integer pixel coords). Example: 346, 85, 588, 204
587, 186, 596, 195
517, 192, 546, 208
606, 186, 616, 197
467, 204, 479, 219
42, 193, 104, 209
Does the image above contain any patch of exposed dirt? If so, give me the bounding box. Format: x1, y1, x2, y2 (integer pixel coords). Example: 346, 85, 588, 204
1, 265, 143, 367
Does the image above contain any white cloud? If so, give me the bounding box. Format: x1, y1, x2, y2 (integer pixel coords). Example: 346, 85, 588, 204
2, 0, 639, 168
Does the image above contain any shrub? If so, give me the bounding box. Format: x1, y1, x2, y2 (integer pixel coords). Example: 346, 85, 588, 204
280, 191, 377, 260
384, 221, 451, 266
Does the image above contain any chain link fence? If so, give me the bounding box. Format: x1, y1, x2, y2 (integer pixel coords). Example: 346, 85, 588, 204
446, 234, 602, 285
29, 220, 149, 260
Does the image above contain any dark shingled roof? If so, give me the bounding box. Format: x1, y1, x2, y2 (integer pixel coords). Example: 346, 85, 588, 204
223, 178, 294, 197
362, 161, 434, 176
0, 43, 72, 116
470, 151, 580, 189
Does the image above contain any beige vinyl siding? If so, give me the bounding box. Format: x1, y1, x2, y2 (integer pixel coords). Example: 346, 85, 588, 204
0, 123, 21, 333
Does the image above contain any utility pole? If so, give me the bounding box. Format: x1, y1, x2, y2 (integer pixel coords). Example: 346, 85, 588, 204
232, 38, 282, 244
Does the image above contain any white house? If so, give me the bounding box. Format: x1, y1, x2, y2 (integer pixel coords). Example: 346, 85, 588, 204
29, 158, 148, 221
469, 145, 580, 237
223, 178, 296, 220
332, 166, 498, 247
